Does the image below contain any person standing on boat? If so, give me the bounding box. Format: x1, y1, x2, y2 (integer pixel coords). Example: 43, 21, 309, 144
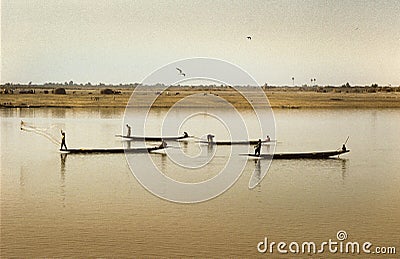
207, 134, 215, 143
254, 139, 262, 156
126, 124, 131, 137
60, 130, 67, 150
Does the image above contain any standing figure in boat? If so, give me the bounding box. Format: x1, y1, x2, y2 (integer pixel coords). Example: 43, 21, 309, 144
254, 139, 262, 156
126, 124, 132, 137
60, 130, 68, 150
207, 134, 215, 143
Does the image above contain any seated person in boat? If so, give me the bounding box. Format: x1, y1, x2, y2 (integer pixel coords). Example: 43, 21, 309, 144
342, 144, 347, 152
159, 140, 167, 148
265, 135, 271, 142
254, 139, 262, 156
183, 132, 188, 138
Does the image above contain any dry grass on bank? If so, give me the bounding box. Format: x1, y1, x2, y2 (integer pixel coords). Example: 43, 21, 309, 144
1, 87, 400, 109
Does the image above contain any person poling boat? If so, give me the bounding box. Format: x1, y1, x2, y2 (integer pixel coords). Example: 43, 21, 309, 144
254, 139, 262, 156
60, 130, 68, 150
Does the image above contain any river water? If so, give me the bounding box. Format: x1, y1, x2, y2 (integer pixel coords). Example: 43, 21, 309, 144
1, 108, 399, 257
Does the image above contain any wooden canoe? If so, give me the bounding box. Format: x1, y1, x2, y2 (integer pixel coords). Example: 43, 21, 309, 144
197, 140, 276, 145
60, 145, 166, 154
115, 133, 190, 141
241, 149, 349, 159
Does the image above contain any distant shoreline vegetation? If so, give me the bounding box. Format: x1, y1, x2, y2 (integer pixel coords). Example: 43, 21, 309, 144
1, 82, 399, 92
1, 83, 399, 109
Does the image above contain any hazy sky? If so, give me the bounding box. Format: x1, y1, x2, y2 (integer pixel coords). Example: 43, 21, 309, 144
1, 0, 399, 86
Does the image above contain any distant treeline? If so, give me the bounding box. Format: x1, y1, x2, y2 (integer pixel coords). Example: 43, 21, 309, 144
1, 82, 399, 94
1, 87, 122, 95
1, 82, 141, 89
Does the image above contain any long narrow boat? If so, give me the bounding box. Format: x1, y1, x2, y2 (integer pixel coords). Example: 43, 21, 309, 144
60, 145, 166, 154
115, 132, 190, 141
241, 149, 349, 159
197, 140, 276, 145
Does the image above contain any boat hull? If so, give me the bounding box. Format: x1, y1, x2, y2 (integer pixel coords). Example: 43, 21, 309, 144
197, 140, 275, 145
60, 146, 165, 154
116, 134, 189, 141
242, 150, 350, 159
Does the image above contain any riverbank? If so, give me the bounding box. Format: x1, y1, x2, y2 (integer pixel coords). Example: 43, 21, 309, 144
1, 87, 399, 109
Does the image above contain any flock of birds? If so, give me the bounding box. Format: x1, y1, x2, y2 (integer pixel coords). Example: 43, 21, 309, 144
175, 36, 252, 78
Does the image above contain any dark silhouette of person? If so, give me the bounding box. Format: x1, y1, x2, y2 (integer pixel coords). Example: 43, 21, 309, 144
183, 132, 188, 138
159, 140, 167, 148
126, 124, 131, 137
207, 134, 215, 143
254, 139, 262, 156
60, 130, 67, 150
342, 144, 347, 152
265, 135, 271, 142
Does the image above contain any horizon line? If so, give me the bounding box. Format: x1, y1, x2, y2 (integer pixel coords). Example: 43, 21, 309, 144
1, 82, 399, 88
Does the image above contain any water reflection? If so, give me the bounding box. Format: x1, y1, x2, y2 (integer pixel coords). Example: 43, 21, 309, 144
247, 159, 264, 190
207, 143, 215, 155
51, 108, 67, 118
265, 143, 271, 153
0, 108, 18, 117
19, 166, 26, 188
60, 153, 67, 207
341, 159, 348, 182
179, 140, 189, 154
18, 108, 35, 118
3, 108, 399, 257
253, 160, 261, 188
181, 140, 188, 149
98, 108, 124, 119
161, 153, 167, 173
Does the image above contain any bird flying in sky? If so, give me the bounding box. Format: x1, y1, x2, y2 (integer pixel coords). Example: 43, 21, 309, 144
176, 67, 185, 76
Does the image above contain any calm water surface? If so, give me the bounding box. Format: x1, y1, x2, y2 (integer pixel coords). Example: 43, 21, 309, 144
1, 108, 399, 257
